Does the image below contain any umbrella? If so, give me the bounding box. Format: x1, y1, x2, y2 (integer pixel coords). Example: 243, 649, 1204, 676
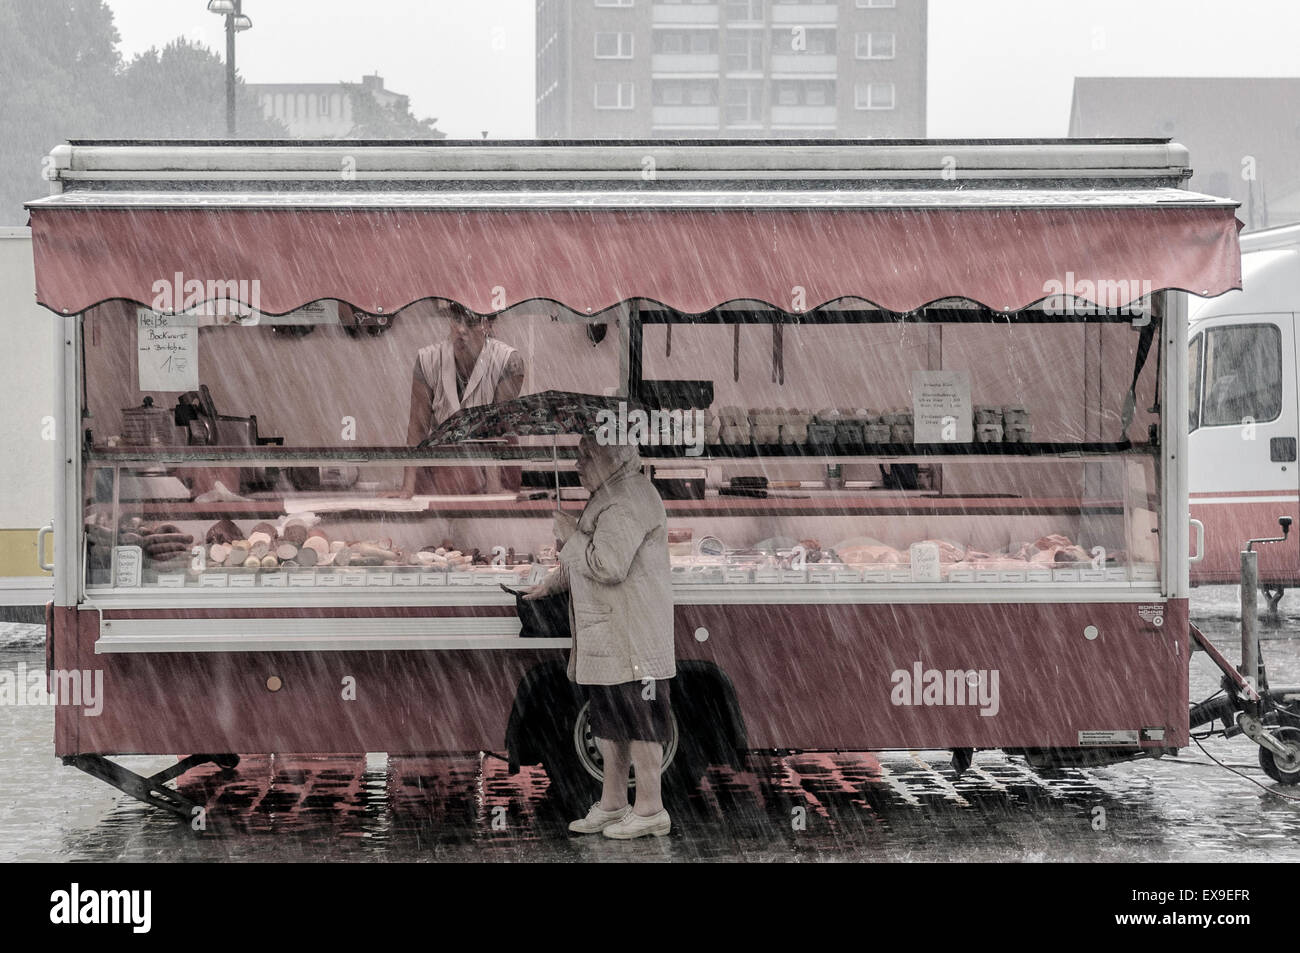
419, 390, 649, 502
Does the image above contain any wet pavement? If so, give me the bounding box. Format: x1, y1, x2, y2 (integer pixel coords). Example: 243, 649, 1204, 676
3, 587, 1300, 862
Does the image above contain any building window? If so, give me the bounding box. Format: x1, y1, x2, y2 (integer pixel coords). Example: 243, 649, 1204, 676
659, 32, 685, 53
594, 82, 636, 109
772, 27, 836, 54
655, 31, 718, 53
773, 79, 834, 105
687, 81, 716, 104
595, 0, 633, 6
656, 82, 686, 105
726, 81, 763, 124
319, 94, 331, 115
724, 0, 763, 20
656, 80, 718, 105
855, 32, 895, 58
726, 33, 762, 71
594, 32, 634, 58
857, 0, 896, 7
855, 81, 895, 109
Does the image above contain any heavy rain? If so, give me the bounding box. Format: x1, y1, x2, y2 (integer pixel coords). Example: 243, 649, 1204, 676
1, 0, 1298, 925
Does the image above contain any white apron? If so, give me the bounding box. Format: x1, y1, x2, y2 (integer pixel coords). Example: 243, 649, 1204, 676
416, 336, 519, 431
413, 336, 520, 494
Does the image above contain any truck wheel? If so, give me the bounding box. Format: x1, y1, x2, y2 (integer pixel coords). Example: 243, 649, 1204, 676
1259, 727, 1300, 784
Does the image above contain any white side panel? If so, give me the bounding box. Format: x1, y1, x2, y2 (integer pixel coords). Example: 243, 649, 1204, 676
0, 231, 56, 595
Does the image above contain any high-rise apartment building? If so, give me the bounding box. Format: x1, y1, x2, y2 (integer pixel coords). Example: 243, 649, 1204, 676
536, 0, 926, 138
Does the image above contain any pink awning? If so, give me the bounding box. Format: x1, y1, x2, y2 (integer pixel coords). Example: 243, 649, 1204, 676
27, 200, 1242, 316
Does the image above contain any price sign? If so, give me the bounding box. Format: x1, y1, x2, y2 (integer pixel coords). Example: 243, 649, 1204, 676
113, 546, 143, 588
909, 542, 941, 583
912, 370, 972, 443
137, 309, 198, 391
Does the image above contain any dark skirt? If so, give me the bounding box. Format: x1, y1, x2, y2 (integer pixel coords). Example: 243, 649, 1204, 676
587, 678, 673, 743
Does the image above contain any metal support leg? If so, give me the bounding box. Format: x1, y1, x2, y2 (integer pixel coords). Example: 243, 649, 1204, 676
62, 753, 235, 822
1262, 585, 1285, 625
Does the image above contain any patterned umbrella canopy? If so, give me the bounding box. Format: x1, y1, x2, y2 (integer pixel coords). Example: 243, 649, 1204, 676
419, 390, 647, 447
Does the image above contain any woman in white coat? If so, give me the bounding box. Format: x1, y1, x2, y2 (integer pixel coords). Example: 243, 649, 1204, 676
525, 434, 676, 839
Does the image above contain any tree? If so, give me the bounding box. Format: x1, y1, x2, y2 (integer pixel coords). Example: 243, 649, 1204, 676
114, 38, 288, 139
0, 0, 123, 224
341, 83, 446, 139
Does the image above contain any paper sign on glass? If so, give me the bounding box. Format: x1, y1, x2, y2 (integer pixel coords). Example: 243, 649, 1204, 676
137, 309, 198, 392
912, 370, 972, 443
112, 545, 142, 588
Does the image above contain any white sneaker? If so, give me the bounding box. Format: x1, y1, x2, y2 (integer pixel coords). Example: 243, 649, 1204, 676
602, 809, 671, 839
569, 802, 632, 834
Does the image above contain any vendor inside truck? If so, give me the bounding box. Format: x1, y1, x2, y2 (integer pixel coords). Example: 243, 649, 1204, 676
390, 302, 527, 496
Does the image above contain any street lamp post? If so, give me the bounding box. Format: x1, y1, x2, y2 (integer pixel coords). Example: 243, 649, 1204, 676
207, 0, 252, 137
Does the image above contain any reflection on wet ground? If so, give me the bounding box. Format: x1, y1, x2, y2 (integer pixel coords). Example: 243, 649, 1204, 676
3, 587, 1300, 862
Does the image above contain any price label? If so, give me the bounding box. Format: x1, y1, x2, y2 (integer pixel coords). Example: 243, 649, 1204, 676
155, 573, 186, 588
261, 573, 289, 587
198, 572, 228, 588
909, 543, 941, 583
289, 572, 317, 587
113, 546, 143, 588
340, 571, 368, 587
367, 571, 394, 587
229, 573, 257, 588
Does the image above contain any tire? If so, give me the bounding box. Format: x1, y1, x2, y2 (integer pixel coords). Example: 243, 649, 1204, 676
531, 685, 598, 816
536, 697, 707, 814
1259, 726, 1300, 785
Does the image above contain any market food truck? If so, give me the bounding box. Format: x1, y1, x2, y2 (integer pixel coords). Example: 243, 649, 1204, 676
29, 139, 1250, 816
1188, 222, 1300, 612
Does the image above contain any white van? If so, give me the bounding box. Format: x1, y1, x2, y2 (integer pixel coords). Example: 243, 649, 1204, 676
0, 226, 55, 619
1189, 222, 1300, 608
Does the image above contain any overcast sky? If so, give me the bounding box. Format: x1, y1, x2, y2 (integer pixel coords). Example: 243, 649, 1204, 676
104, 0, 1300, 139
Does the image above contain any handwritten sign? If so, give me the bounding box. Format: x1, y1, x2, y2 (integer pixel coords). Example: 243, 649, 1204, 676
912, 370, 972, 443
909, 542, 941, 583
137, 309, 198, 391
112, 546, 142, 588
